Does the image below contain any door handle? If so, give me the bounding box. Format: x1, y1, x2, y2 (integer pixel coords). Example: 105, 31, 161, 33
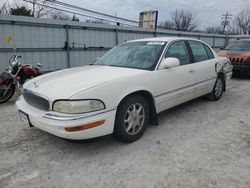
189, 70, 195, 73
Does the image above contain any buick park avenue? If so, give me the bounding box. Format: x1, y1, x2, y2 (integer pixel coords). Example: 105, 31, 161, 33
16, 37, 232, 142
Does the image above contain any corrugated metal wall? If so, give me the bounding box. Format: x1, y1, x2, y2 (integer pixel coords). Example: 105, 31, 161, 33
0, 15, 248, 71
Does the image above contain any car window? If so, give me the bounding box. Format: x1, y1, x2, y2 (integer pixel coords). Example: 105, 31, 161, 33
188, 41, 209, 62
165, 41, 190, 65
203, 44, 214, 59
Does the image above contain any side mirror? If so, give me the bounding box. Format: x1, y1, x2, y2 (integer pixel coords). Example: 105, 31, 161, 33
158, 57, 180, 69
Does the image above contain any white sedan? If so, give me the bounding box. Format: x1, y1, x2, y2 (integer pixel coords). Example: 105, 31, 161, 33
16, 37, 232, 142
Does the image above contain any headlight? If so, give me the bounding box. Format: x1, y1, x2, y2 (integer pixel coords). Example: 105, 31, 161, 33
53, 100, 105, 114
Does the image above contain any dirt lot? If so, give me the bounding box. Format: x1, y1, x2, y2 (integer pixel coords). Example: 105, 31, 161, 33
0, 77, 250, 188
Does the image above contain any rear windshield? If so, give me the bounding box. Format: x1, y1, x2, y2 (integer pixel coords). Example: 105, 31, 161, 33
225, 41, 250, 51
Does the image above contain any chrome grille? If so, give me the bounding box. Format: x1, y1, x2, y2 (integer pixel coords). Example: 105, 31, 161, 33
23, 89, 50, 111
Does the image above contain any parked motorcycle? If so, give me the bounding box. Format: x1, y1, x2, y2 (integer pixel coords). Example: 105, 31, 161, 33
0, 49, 42, 104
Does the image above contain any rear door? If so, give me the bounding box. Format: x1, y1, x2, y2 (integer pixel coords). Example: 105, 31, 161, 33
187, 41, 217, 97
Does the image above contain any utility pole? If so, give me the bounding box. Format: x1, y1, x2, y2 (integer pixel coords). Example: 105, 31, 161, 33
221, 12, 232, 33
32, 0, 36, 17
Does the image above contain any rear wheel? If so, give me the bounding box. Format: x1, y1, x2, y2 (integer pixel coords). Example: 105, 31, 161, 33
207, 75, 224, 101
114, 95, 149, 142
0, 84, 15, 104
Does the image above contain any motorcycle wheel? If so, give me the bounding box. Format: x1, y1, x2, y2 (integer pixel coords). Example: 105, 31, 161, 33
0, 84, 15, 104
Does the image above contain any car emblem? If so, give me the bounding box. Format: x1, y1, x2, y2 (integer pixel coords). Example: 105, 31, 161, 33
34, 82, 38, 88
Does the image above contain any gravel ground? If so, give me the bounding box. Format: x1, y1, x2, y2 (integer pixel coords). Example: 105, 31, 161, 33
0, 77, 250, 188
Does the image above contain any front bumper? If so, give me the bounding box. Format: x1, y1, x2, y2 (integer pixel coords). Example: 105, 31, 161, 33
232, 64, 250, 72
16, 96, 116, 140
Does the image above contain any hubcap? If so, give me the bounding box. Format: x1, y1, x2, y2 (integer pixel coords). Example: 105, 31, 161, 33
215, 78, 223, 97
124, 103, 145, 135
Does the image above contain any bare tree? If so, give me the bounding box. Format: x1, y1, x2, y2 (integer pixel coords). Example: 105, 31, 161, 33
159, 20, 174, 30
0, 0, 10, 15
31, 0, 53, 18
72, 15, 79, 22
205, 26, 223, 34
171, 9, 199, 31
0, 4, 7, 15
234, 8, 250, 34
50, 11, 71, 20
10, 5, 32, 16
228, 20, 241, 34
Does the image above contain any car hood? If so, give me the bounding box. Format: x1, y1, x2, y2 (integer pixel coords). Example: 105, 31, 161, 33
24, 65, 146, 100
218, 50, 250, 56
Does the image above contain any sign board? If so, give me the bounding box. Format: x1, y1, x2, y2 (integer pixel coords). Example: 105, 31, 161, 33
139, 11, 158, 29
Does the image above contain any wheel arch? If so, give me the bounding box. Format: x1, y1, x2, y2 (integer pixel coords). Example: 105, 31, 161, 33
116, 90, 159, 126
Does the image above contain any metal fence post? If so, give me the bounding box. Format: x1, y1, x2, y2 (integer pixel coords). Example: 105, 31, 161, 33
212, 36, 215, 48
115, 27, 119, 45
225, 34, 229, 47
154, 11, 158, 37
65, 24, 70, 68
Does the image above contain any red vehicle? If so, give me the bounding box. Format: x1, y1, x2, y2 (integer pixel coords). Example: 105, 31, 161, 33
0, 49, 42, 103
218, 39, 250, 73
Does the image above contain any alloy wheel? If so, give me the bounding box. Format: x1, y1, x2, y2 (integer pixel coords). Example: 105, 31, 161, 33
123, 103, 145, 135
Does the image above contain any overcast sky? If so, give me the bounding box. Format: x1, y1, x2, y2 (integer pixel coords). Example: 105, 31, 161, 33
6, 0, 250, 29
61, 0, 249, 28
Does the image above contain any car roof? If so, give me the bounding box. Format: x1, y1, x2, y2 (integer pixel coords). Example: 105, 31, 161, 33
128, 37, 202, 43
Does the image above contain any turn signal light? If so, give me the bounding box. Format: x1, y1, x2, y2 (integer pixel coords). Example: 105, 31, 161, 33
65, 120, 105, 132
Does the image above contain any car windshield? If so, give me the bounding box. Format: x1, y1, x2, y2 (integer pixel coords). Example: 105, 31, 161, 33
225, 41, 250, 51
94, 41, 166, 70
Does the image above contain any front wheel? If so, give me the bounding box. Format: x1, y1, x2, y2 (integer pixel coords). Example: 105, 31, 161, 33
114, 95, 149, 142
0, 84, 15, 104
206, 75, 224, 101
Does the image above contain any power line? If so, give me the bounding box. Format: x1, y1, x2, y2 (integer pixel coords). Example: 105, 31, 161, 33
48, 0, 139, 24
23, 0, 138, 27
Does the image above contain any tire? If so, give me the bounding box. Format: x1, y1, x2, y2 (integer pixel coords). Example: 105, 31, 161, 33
206, 75, 224, 101
0, 84, 15, 104
114, 94, 149, 142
